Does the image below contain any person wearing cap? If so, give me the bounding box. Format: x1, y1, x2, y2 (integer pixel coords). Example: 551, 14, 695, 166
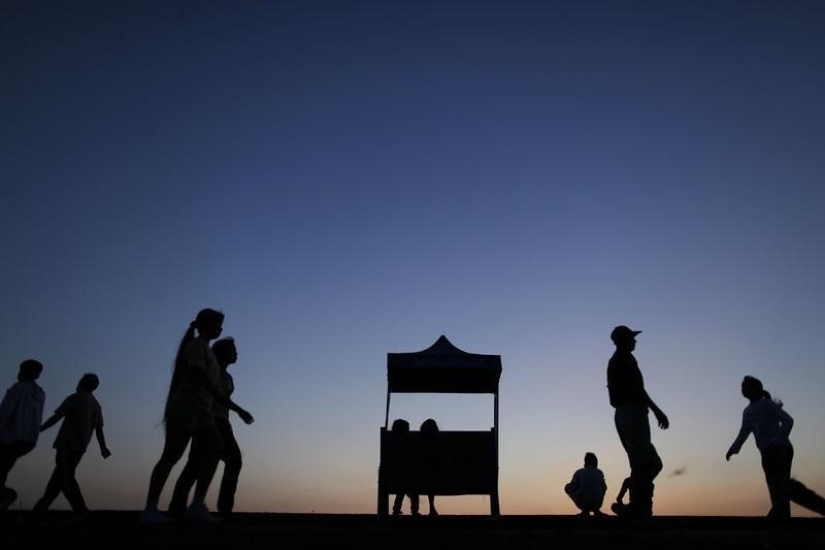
606, 325, 669, 521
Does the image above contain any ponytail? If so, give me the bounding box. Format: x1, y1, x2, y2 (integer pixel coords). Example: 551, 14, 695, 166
164, 324, 197, 421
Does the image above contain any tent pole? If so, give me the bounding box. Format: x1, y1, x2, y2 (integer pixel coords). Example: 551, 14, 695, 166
385, 389, 391, 429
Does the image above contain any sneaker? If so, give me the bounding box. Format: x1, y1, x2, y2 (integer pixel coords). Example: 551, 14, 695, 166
138, 508, 170, 525
185, 503, 220, 524
611, 501, 631, 517
0, 488, 18, 510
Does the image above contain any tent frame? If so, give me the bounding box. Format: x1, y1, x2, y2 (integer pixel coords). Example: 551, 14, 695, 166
377, 335, 502, 516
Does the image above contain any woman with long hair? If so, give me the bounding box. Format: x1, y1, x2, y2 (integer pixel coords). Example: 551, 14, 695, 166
140, 309, 253, 524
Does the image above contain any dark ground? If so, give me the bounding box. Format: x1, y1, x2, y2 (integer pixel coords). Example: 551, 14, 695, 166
2, 512, 824, 549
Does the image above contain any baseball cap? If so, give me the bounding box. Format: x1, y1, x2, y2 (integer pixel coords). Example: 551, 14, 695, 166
611, 325, 642, 342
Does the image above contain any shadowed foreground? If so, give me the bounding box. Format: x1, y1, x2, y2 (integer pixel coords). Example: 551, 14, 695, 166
3, 512, 825, 549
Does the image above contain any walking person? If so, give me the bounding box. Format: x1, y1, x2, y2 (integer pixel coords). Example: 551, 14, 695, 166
0, 359, 46, 510
726, 375, 825, 519
32, 373, 110, 517
606, 325, 669, 521
168, 337, 249, 520
139, 309, 253, 525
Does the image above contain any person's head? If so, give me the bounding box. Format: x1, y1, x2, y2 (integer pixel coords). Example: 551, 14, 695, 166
610, 325, 641, 351
584, 452, 598, 468
391, 418, 410, 433
18, 359, 43, 382
77, 373, 99, 393
193, 308, 225, 341
212, 337, 237, 367
420, 418, 439, 432
741, 375, 773, 403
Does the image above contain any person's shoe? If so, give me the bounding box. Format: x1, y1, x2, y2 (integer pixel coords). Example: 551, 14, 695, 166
138, 508, 170, 525
167, 500, 187, 519
592, 510, 607, 518
185, 503, 220, 524
429, 508, 439, 516
392, 509, 402, 516
611, 501, 631, 517
0, 488, 18, 510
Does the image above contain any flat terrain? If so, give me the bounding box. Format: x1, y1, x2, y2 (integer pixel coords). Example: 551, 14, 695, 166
2, 512, 824, 549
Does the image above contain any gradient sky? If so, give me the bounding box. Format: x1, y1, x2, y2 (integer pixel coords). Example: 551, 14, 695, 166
2, 1, 824, 516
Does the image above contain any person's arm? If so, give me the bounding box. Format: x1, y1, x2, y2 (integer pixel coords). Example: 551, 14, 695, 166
188, 366, 254, 425
95, 425, 111, 458
41, 397, 70, 432
777, 406, 793, 440
644, 390, 669, 429
40, 411, 64, 432
0, 387, 19, 430
726, 410, 751, 461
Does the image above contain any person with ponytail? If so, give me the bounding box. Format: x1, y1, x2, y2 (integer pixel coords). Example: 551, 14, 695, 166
140, 309, 254, 525
726, 375, 825, 519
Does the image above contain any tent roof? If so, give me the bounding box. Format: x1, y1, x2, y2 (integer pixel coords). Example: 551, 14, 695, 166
386, 335, 502, 394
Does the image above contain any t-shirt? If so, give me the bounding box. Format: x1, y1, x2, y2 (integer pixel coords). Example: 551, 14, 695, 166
728, 398, 793, 454
52, 392, 103, 453
176, 338, 221, 409
567, 466, 607, 505
607, 350, 646, 408
212, 371, 234, 420
0, 381, 46, 444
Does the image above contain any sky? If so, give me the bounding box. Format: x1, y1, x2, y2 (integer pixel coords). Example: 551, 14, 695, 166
2, 0, 824, 517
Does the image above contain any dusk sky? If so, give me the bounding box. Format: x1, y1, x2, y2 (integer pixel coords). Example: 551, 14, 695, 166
2, 1, 824, 516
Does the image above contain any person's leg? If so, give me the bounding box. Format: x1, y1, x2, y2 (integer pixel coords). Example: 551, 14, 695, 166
0, 442, 34, 509
428, 494, 437, 515
775, 446, 793, 518
145, 423, 192, 511
33, 455, 64, 513
216, 419, 242, 518
61, 450, 89, 513
0, 444, 17, 489
186, 415, 222, 521
623, 405, 660, 520
392, 493, 404, 514
409, 493, 420, 515
168, 435, 200, 516
564, 484, 585, 513
761, 446, 789, 519
788, 478, 825, 516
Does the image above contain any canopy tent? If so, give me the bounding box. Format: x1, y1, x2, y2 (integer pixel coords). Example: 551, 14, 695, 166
379, 335, 502, 516
384, 335, 502, 427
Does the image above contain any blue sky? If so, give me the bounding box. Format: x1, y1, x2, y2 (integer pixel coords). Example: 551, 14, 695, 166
2, 0, 824, 516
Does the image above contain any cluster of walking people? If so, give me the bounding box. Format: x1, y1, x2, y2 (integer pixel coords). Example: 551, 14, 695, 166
0, 308, 254, 524
2, 312, 824, 524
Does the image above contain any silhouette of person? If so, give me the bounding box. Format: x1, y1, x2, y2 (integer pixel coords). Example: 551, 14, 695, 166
168, 337, 248, 520
139, 309, 253, 525
564, 452, 607, 516
390, 418, 418, 515
606, 325, 669, 521
726, 375, 825, 519
33, 373, 110, 516
0, 359, 46, 511
417, 418, 440, 516
610, 476, 632, 517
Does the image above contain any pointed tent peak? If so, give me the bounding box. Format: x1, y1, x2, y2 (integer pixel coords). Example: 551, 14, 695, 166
418, 335, 470, 356
387, 335, 502, 394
